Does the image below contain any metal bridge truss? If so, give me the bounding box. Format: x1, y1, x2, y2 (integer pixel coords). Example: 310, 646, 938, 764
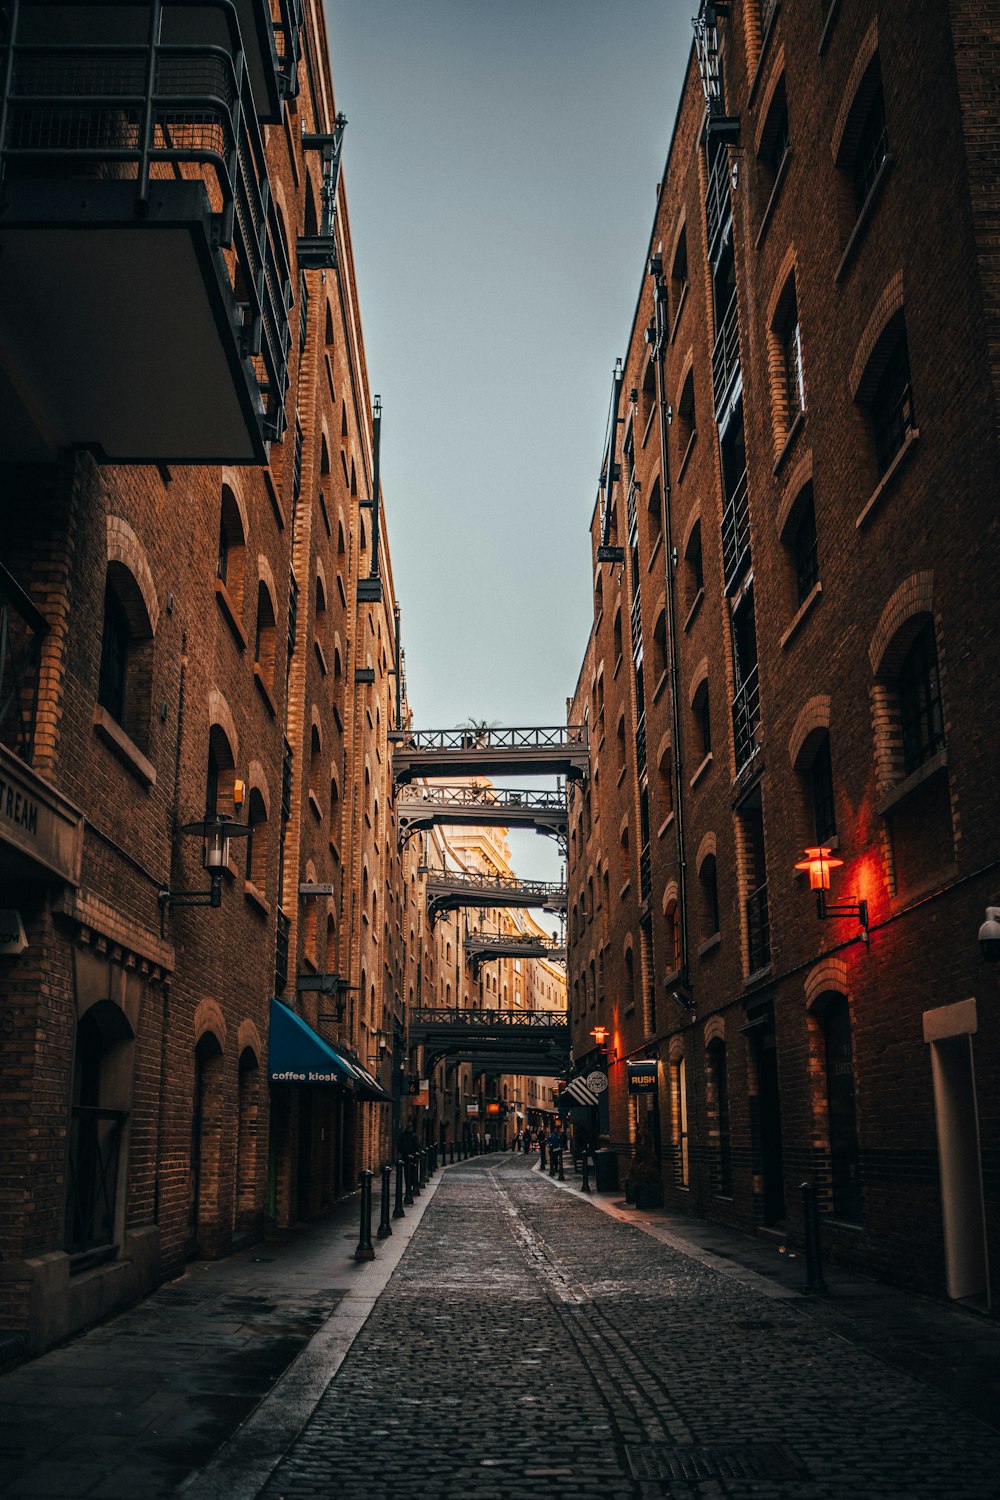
397, 783, 568, 845
425, 869, 568, 924
408, 1006, 570, 1075
391, 725, 589, 784
463, 933, 566, 975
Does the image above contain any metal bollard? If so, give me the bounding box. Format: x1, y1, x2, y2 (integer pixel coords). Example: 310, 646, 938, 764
449, 1141, 455, 1164
377, 1164, 393, 1239
430, 1143, 437, 1173
801, 1181, 827, 1293
581, 1152, 591, 1194
549, 1150, 557, 1177
557, 1148, 566, 1182
419, 1148, 427, 1187
393, 1157, 406, 1218
403, 1154, 414, 1205
411, 1153, 421, 1197
354, 1169, 376, 1261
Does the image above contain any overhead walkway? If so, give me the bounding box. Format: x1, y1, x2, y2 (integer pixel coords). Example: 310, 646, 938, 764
424, 869, 567, 924
397, 784, 568, 841
408, 1005, 570, 1073
464, 933, 566, 975
392, 725, 589, 784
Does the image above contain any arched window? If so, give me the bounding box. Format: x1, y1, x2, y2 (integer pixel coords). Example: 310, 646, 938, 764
670, 224, 688, 321
670, 1054, 689, 1187
98, 566, 154, 750
684, 519, 704, 614
899, 622, 944, 774
254, 581, 277, 695
206, 725, 236, 820
245, 786, 268, 894
652, 610, 668, 684
693, 678, 711, 759
65, 1001, 133, 1255
217, 486, 246, 610
677, 369, 696, 455
646, 476, 663, 552
616, 714, 627, 773
700, 853, 720, 939
594, 571, 604, 621
613, 607, 623, 665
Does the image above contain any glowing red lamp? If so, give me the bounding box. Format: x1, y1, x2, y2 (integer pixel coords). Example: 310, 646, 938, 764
795, 846, 868, 938
590, 1024, 609, 1048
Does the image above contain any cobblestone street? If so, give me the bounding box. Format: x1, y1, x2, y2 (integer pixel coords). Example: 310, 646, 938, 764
259, 1156, 1000, 1500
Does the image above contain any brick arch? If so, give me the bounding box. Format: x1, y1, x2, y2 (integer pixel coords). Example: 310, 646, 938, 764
831, 17, 880, 162
775, 449, 813, 541
681, 503, 701, 557
256, 553, 277, 610
207, 689, 239, 765
668, 1034, 685, 1064
655, 730, 672, 769
765, 244, 799, 330
868, 572, 935, 676
695, 831, 717, 874
245, 758, 271, 819
193, 997, 227, 1051
237, 1018, 262, 1063
106, 516, 159, 633
619, 812, 630, 841
788, 694, 832, 769
703, 1014, 726, 1046
688, 656, 709, 707
315, 556, 328, 607
220, 468, 250, 540
674, 347, 695, 414
650, 588, 667, 625
668, 210, 687, 274
849, 271, 905, 400
804, 958, 849, 1011
661, 879, 679, 915
753, 43, 786, 155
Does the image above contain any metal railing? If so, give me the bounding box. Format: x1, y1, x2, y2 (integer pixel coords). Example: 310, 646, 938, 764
732, 663, 761, 773
398, 725, 587, 752
705, 140, 732, 256
464, 933, 564, 953
400, 785, 566, 815
639, 841, 652, 904
275, 909, 291, 990
410, 1007, 568, 1030
0, 3, 291, 443
745, 882, 771, 975
712, 295, 741, 415
271, 0, 304, 99
721, 468, 751, 592
635, 712, 647, 780
0, 562, 48, 763
281, 739, 293, 819
425, 869, 566, 900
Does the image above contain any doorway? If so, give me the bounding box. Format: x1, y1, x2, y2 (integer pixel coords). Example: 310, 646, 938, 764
753, 1025, 785, 1225
929, 1030, 989, 1307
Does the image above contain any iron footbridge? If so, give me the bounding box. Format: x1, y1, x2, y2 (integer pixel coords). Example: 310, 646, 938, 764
409, 1005, 570, 1074
463, 932, 566, 975
392, 725, 589, 784
397, 783, 568, 842
424, 869, 568, 924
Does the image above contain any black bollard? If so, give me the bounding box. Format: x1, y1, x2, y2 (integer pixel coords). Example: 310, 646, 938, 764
549, 1150, 557, 1177
449, 1141, 455, 1164
581, 1151, 591, 1194
377, 1164, 393, 1239
393, 1157, 406, 1218
411, 1153, 421, 1197
557, 1148, 566, 1182
354, 1169, 375, 1261
430, 1143, 437, 1174
801, 1181, 827, 1293
419, 1149, 427, 1187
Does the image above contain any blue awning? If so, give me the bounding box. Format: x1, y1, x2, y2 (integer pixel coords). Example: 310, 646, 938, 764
268, 998, 361, 1088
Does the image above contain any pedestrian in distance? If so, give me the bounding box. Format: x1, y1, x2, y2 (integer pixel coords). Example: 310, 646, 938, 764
539, 1131, 547, 1170
522, 1128, 532, 1155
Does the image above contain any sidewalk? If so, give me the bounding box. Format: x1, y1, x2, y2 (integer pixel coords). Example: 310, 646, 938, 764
0, 1164, 444, 1500
542, 1156, 1000, 1435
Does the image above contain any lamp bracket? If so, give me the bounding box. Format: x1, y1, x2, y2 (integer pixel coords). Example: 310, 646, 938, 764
817, 890, 869, 938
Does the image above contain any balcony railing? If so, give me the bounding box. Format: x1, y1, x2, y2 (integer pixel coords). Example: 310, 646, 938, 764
745, 882, 771, 975
712, 295, 741, 416
732, 663, 761, 773
281, 739, 293, 820
635, 712, 647, 781
0, 4, 291, 455
721, 468, 751, 593
705, 141, 732, 257
0, 563, 48, 764
639, 841, 652, 904
630, 587, 643, 654
270, 0, 304, 99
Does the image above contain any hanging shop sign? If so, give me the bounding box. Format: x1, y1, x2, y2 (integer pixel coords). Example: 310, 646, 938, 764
0, 909, 27, 955
627, 1060, 658, 1094
414, 1079, 429, 1107
486, 1101, 501, 1115
586, 1070, 608, 1094
466, 1102, 480, 1116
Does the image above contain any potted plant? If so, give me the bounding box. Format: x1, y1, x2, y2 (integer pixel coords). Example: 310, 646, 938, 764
625, 1128, 663, 1210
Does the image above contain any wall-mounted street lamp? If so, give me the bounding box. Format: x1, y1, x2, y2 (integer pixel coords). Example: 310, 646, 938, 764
590, 1024, 608, 1048
794, 846, 869, 940
159, 813, 251, 920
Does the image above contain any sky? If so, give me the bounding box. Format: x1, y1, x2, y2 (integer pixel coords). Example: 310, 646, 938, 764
324, 0, 700, 881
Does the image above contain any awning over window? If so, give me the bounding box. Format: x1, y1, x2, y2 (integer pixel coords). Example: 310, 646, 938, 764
268, 998, 361, 1088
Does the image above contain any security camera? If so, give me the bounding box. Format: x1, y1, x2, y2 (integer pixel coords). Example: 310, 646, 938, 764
979, 907, 1000, 962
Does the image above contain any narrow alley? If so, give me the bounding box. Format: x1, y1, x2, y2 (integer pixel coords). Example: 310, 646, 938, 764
3, 1156, 999, 1500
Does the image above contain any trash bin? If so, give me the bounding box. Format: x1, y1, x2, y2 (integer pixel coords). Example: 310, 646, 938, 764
594, 1148, 619, 1192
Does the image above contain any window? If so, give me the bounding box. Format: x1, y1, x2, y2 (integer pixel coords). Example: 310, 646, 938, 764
616, 714, 627, 773
98, 584, 129, 726
852, 71, 888, 215
65, 1002, 133, 1260
757, 73, 789, 224
770, 275, 805, 438
684, 520, 704, 613
810, 734, 837, 844
652, 611, 668, 684
245, 787, 268, 894
694, 680, 711, 759
871, 328, 914, 477
97, 567, 154, 750
646, 476, 663, 552
899, 623, 944, 774
657, 741, 674, 814
671, 1056, 689, 1187
255, 582, 277, 694
738, 792, 770, 974
670, 225, 688, 326
677, 369, 696, 456
217, 486, 246, 609
700, 854, 720, 938
791, 486, 818, 605
613, 608, 623, 666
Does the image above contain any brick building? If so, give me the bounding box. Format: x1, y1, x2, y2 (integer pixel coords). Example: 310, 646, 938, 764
568, 0, 1000, 1306
0, 0, 415, 1354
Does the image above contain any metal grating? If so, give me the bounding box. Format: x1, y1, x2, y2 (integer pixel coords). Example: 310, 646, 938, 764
625, 1441, 808, 1483
157, 1286, 221, 1304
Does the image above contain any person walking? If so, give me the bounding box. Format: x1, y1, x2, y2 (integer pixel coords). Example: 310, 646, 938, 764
539, 1130, 547, 1170
522, 1128, 532, 1156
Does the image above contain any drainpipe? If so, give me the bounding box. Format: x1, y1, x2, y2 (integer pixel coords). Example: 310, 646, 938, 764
648, 261, 690, 988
